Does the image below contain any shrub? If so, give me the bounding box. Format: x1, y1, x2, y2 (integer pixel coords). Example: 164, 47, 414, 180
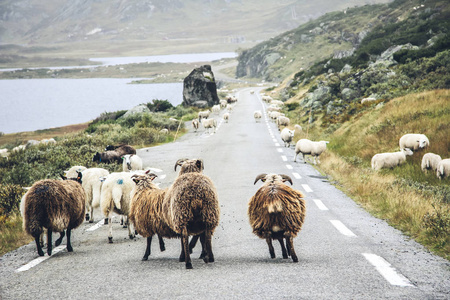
0, 184, 25, 215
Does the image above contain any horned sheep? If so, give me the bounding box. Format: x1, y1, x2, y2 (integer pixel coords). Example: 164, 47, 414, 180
248, 173, 306, 262
421, 153, 442, 173
371, 148, 414, 171
122, 154, 143, 172
436, 159, 450, 179
22, 174, 86, 256
294, 139, 329, 164
399, 134, 429, 151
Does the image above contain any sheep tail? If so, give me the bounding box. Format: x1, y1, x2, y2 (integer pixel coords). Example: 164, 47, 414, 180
112, 186, 122, 210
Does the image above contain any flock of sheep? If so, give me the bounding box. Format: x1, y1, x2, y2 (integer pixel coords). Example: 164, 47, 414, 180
192, 95, 237, 134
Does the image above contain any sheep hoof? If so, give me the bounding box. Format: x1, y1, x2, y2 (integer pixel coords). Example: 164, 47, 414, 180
208, 257, 215, 263
104, 219, 109, 225
123, 225, 128, 229
129, 234, 135, 239
292, 256, 298, 263
108, 237, 113, 243
85, 214, 90, 221
89, 219, 94, 223
67, 245, 73, 252
186, 263, 193, 269
37, 249, 45, 256
142, 257, 148, 261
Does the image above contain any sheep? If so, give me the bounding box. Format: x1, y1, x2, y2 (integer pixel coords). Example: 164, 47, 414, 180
100, 172, 136, 243
280, 128, 295, 147
294, 124, 302, 132
41, 138, 56, 145
267, 105, 281, 112
249, 173, 306, 262
219, 99, 228, 108
104, 144, 137, 155
270, 100, 284, 107
262, 95, 273, 103
122, 154, 143, 172
421, 153, 442, 173
166, 158, 220, 269
64, 165, 87, 178
192, 119, 199, 132
276, 116, 290, 131
212, 104, 221, 114
198, 110, 210, 120
226, 104, 233, 112
202, 118, 217, 134
269, 111, 283, 122
361, 97, 377, 104
22, 173, 86, 256
223, 113, 230, 123
436, 159, 450, 179
399, 134, 429, 151
0, 148, 9, 158
81, 168, 110, 223
160, 128, 169, 135
93, 151, 122, 164
294, 139, 329, 164
12, 145, 26, 152
129, 173, 178, 261
371, 148, 414, 171
254, 110, 262, 122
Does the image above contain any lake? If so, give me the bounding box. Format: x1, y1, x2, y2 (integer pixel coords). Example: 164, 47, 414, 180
0, 52, 235, 134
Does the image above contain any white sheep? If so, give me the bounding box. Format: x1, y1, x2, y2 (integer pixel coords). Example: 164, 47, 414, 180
361, 97, 377, 104
371, 148, 414, 171
192, 119, 199, 132
226, 104, 233, 112
223, 112, 230, 123
399, 134, 429, 151
159, 128, 169, 135
254, 110, 262, 122
436, 159, 450, 179
270, 100, 284, 107
280, 128, 295, 148
0, 148, 9, 158
64, 165, 87, 178
100, 172, 136, 243
81, 167, 110, 223
198, 110, 210, 120
421, 153, 442, 173
294, 124, 302, 132
294, 139, 329, 164
202, 118, 217, 134
276, 116, 290, 131
212, 104, 221, 114
219, 99, 228, 108
122, 154, 143, 172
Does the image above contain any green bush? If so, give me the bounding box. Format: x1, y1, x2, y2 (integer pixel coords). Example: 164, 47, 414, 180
0, 184, 25, 215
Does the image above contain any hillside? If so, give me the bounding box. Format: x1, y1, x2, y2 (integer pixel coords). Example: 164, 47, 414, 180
0, 0, 390, 66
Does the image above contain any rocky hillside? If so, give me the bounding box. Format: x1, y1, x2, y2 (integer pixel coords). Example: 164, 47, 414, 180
0, 0, 390, 57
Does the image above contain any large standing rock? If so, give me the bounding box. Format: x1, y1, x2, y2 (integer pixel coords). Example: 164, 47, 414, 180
182, 65, 219, 107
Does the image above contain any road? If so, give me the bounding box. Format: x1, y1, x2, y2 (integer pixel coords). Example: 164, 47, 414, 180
1, 88, 449, 299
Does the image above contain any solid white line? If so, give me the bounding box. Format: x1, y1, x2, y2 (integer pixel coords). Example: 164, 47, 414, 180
281, 155, 287, 162
292, 172, 301, 179
16, 245, 66, 273
286, 164, 293, 170
313, 199, 329, 210
301, 184, 313, 193
330, 220, 356, 237
362, 253, 415, 287
86, 219, 104, 232
277, 148, 283, 153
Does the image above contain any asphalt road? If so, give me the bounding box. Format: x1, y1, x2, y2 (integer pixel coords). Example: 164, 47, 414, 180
1, 88, 449, 299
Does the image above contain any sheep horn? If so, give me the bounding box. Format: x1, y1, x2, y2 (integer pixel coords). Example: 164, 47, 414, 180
174, 158, 188, 171
254, 173, 267, 185
279, 174, 293, 185
196, 159, 204, 171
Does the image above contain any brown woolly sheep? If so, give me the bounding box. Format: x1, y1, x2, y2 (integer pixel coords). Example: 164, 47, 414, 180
248, 173, 306, 262
163, 158, 220, 269
129, 173, 179, 261
105, 144, 137, 155
22, 173, 86, 256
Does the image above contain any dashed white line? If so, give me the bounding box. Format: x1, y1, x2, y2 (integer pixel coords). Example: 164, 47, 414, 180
313, 199, 329, 210
281, 155, 287, 162
330, 220, 357, 237
362, 253, 415, 287
286, 164, 293, 170
275, 143, 280, 147
277, 148, 283, 153
273, 139, 277, 143
301, 184, 313, 193
86, 219, 105, 232
16, 245, 66, 273
292, 172, 301, 179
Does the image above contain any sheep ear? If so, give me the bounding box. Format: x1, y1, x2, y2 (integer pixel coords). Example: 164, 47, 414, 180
60, 173, 67, 180
77, 171, 83, 182
148, 173, 158, 181
174, 158, 188, 171
254, 174, 267, 185
196, 159, 204, 171
279, 174, 293, 185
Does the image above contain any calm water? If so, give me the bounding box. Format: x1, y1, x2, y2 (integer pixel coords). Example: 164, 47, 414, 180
0, 79, 182, 134
0, 52, 236, 134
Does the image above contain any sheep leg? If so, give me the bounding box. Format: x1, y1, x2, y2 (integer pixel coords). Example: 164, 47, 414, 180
85, 213, 90, 221
204, 230, 214, 263
277, 237, 288, 259
55, 231, 66, 247
47, 229, 53, 256
158, 234, 166, 252
179, 239, 186, 262
199, 232, 207, 260
265, 237, 276, 259
188, 234, 200, 254
66, 228, 73, 252
128, 220, 135, 239
285, 236, 298, 263
34, 236, 44, 256
108, 216, 113, 243
142, 236, 152, 261
182, 228, 193, 269
302, 153, 307, 164
89, 205, 94, 223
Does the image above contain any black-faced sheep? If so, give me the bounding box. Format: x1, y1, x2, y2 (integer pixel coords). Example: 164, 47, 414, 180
64, 165, 87, 178
248, 173, 306, 262
399, 134, 429, 151
371, 148, 413, 170
421, 153, 442, 174
164, 159, 220, 269
294, 139, 329, 164
437, 159, 450, 179
129, 173, 179, 261
22, 173, 86, 256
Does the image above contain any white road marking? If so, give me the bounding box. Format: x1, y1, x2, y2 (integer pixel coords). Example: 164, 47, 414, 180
292, 172, 301, 179
313, 199, 329, 210
301, 184, 313, 193
281, 155, 287, 161
362, 253, 415, 287
147, 168, 163, 173
273, 139, 277, 143
86, 219, 104, 232
275, 143, 280, 147
277, 148, 283, 153
16, 245, 66, 273
286, 164, 293, 170
330, 220, 357, 237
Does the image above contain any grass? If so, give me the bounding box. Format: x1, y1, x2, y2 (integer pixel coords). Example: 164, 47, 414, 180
0, 212, 33, 256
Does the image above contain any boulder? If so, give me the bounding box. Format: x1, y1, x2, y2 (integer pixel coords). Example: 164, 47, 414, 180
182, 65, 220, 107
122, 104, 150, 118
